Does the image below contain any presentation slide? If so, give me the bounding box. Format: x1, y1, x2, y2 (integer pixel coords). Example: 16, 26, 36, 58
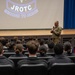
0, 0, 64, 30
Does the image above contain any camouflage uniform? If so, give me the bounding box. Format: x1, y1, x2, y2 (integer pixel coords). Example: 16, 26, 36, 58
51, 26, 62, 44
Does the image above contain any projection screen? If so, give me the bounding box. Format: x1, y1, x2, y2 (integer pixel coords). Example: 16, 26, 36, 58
0, 0, 64, 30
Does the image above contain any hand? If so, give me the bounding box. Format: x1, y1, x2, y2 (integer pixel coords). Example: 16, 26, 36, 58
51, 30, 54, 33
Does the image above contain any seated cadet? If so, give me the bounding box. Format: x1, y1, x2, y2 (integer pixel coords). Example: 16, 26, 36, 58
48, 43, 72, 68
18, 40, 48, 67
38, 46, 48, 57
47, 41, 55, 53
9, 44, 26, 57
39, 39, 48, 51
0, 42, 14, 66
63, 41, 75, 56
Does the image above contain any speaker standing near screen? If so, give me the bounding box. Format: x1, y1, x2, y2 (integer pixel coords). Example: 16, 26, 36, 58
51, 21, 62, 44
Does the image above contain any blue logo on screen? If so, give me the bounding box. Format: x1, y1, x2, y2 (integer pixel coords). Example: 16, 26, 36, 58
4, 0, 38, 18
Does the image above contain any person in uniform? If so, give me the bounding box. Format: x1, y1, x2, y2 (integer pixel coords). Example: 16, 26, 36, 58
51, 21, 62, 44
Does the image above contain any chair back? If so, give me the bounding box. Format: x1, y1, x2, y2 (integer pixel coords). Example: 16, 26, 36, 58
68, 56, 75, 63
38, 56, 53, 61
0, 64, 14, 75
17, 63, 48, 75
9, 57, 27, 67
48, 63, 75, 75
4, 52, 15, 57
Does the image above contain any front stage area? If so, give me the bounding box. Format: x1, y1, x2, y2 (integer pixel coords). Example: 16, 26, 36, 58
0, 29, 75, 47
0, 29, 75, 36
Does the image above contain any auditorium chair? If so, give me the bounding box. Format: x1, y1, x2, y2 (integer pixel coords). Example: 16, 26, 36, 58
17, 63, 48, 75
68, 56, 75, 63
9, 57, 27, 67
46, 52, 55, 56
24, 52, 39, 56
48, 63, 75, 75
0, 64, 14, 75
38, 56, 53, 61
3, 52, 15, 57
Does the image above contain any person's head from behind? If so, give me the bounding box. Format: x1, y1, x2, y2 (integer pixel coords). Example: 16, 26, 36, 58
39, 39, 45, 45
54, 43, 63, 55
0, 43, 4, 56
26, 40, 39, 56
0, 37, 7, 46
64, 41, 72, 53
39, 46, 47, 56
16, 40, 22, 44
8, 42, 15, 51
15, 44, 24, 55
48, 41, 54, 49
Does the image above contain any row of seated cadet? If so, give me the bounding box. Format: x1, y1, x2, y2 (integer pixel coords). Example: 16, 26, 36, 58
0, 41, 75, 75
1, 39, 75, 64
0, 37, 75, 75
3, 39, 75, 64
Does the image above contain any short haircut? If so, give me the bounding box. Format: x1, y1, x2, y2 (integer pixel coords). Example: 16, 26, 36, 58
26, 40, 39, 54
39, 39, 45, 45
48, 41, 54, 49
54, 43, 63, 55
64, 41, 71, 51
39, 46, 47, 53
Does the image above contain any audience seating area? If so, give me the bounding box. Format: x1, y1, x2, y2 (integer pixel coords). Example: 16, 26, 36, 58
0, 63, 75, 75
0, 36, 75, 75
48, 63, 75, 75
1, 34, 75, 47
1, 51, 75, 75
0, 49, 74, 75
0, 64, 14, 75
17, 64, 48, 75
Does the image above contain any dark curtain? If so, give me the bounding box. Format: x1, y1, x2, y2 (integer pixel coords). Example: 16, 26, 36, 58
64, 0, 75, 29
